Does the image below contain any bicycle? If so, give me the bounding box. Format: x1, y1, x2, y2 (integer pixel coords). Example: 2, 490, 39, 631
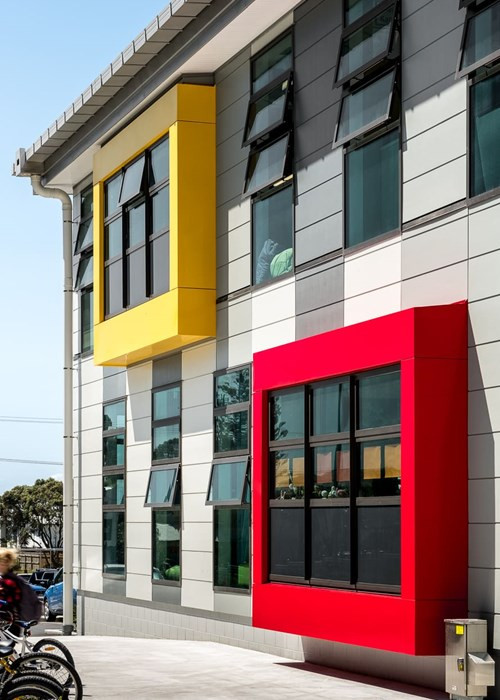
3, 620, 75, 668
0, 637, 67, 699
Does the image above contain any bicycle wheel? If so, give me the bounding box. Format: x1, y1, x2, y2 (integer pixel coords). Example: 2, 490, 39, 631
31, 640, 75, 669
2, 672, 66, 699
10, 653, 81, 699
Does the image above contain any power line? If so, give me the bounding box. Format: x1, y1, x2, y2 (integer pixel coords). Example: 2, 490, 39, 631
0, 416, 62, 425
0, 458, 63, 466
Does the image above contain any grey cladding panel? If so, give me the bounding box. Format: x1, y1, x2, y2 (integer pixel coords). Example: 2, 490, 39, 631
402, 0, 463, 61
103, 579, 126, 597
216, 61, 249, 115
217, 94, 248, 146
295, 104, 338, 164
294, 27, 340, 92
217, 161, 247, 207
294, 0, 341, 58
296, 301, 344, 340
295, 70, 339, 127
296, 259, 344, 315
215, 47, 250, 84
295, 212, 343, 266
217, 130, 248, 177
152, 584, 181, 605
294, 0, 325, 22
295, 175, 342, 231
103, 369, 126, 402
153, 354, 181, 387
402, 26, 462, 101
296, 148, 342, 196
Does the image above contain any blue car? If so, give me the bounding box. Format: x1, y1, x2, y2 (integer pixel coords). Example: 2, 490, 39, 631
18, 574, 45, 599
43, 569, 76, 621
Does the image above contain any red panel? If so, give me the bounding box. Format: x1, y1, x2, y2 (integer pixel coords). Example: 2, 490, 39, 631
251, 302, 468, 655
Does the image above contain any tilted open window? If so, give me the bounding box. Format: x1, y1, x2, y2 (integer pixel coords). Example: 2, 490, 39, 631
206, 458, 250, 506
243, 73, 292, 146
243, 134, 291, 197
457, 0, 500, 76
145, 465, 180, 507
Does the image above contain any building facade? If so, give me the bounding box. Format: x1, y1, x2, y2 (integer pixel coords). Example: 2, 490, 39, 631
14, 0, 500, 694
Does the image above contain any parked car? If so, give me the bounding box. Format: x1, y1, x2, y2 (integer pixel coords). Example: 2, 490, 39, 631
43, 568, 76, 621
29, 568, 58, 590
18, 573, 46, 599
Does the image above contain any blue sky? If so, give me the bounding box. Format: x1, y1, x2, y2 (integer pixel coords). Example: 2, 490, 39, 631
0, 1, 167, 492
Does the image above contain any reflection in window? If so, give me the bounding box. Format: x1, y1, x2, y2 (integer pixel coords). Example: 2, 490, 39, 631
152, 385, 180, 463
103, 401, 125, 431
460, 1, 500, 73
470, 72, 500, 197
271, 448, 305, 500
346, 128, 399, 247
152, 509, 180, 582
270, 389, 304, 441
252, 185, 293, 285
214, 508, 250, 589
118, 155, 145, 206
312, 445, 350, 499
312, 382, 350, 435
214, 366, 250, 456
252, 34, 292, 92
359, 438, 401, 496
336, 70, 395, 144
214, 412, 248, 454
346, 0, 386, 25
215, 368, 250, 407
146, 468, 178, 506
357, 369, 400, 429
337, 6, 394, 83
207, 460, 249, 504
103, 474, 125, 506
245, 77, 290, 144
103, 511, 125, 574
244, 136, 289, 195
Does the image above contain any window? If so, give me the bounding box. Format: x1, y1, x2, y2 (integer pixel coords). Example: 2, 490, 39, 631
152, 384, 181, 462
268, 367, 401, 592
334, 1, 401, 249
458, 0, 500, 76
103, 137, 169, 318
243, 33, 294, 285
103, 399, 126, 577
210, 368, 251, 592
214, 366, 250, 457
148, 383, 181, 585
74, 185, 94, 354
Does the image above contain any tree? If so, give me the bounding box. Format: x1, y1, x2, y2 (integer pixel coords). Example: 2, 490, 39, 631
0, 479, 63, 559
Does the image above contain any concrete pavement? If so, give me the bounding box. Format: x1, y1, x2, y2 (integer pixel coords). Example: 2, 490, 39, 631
60, 636, 448, 699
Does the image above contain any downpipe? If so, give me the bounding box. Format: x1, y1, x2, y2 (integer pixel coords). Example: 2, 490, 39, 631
30, 175, 74, 636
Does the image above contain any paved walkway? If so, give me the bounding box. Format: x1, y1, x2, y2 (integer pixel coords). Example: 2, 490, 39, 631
61, 636, 447, 699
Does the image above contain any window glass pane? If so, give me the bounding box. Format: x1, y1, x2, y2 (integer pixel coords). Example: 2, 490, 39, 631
80, 187, 93, 219
215, 368, 250, 407
126, 247, 146, 308
461, 2, 500, 70
252, 34, 292, 92
81, 288, 94, 354
103, 511, 125, 574
103, 474, 125, 506
76, 255, 93, 289
312, 381, 350, 435
346, 0, 386, 25
253, 185, 293, 285
271, 448, 305, 499
154, 387, 180, 420
346, 128, 399, 247
153, 509, 180, 581
75, 216, 93, 254
105, 218, 122, 260
358, 369, 400, 429
119, 155, 145, 205
103, 434, 125, 467
312, 445, 350, 499
151, 233, 169, 296
214, 508, 250, 589
270, 389, 304, 441
470, 73, 500, 197
152, 186, 169, 234
357, 506, 400, 586
337, 6, 394, 82
146, 468, 177, 505
311, 508, 350, 582
246, 78, 289, 142
336, 69, 394, 143
153, 423, 180, 461
245, 136, 288, 194
127, 202, 146, 248
215, 412, 249, 453
150, 139, 169, 185
208, 461, 248, 503
105, 260, 123, 317
269, 508, 304, 578
105, 175, 122, 217
359, 438, 400, 497
104, 401, 126, 430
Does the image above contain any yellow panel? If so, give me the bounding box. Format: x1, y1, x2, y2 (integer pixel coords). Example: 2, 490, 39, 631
92, 82, 216, 366
94, 288, 215, 366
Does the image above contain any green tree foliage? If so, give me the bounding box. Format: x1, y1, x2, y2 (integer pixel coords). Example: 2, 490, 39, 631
0, 478, 63, 550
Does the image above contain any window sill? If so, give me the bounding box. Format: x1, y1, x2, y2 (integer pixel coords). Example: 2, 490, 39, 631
213, 586, 250, 595
467, 185, 500, 210
344, 227, 401, 258
152, 578, 181, 588
102, 573, 126, 581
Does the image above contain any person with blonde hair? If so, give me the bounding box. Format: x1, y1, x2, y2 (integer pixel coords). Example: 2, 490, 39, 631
0, 548, 22, 629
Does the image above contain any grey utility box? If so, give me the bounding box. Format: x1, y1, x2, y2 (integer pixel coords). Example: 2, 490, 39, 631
445, 619, 495, 698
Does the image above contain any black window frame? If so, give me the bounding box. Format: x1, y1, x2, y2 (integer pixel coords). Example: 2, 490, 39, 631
213, 365, 251, 459
103, 136, 170, 319
457, 0, 500, 78
335, 0, 399, 87
151, 382, 181, 465
74, 184, 94, 356
151, 505, 182, 587
145, 464, 180, 507
206, 456, 250, 506
345, 0, 388, 26
242, 71, 293, 147
243, 133, 293, 198
102, 397, 126, 580
268, 366, 401, 595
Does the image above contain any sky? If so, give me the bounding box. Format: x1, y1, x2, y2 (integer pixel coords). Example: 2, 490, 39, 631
0, 1, 168, 493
